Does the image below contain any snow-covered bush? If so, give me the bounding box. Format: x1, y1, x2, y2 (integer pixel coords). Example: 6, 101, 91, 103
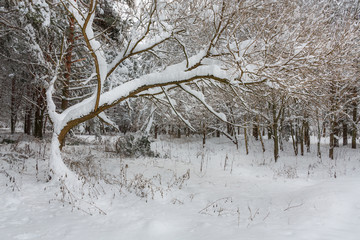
115, 134, 155, 158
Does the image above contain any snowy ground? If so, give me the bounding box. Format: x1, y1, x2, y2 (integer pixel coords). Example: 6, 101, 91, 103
1, 133, 360, 240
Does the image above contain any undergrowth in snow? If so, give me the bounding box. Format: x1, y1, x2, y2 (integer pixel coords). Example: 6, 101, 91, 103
1, 132, 360, 240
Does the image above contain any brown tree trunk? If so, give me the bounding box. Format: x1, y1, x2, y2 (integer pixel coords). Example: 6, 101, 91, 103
300, 124, 304, 156
24, 106, 32, 135
202, 122, 206, 148
343, 120, 348, 146
61, 14, 75, 111
154, 124, 158, 139
273, 123, 279, 162
226, 123, 231, 135
216, 129, 220, 137
329, 126, 334, 159
322, 122, 327, 138
304, 120, 310, 152
253, 124, 258, 141
317, 117, 322, 158
334, 120, 339, 147
10, 76, 17, 134
352, 87, 357, 149
291, 122, 298, 156
259, 127, 266, 152
329, 83, 337, 159
244, 127, 249, 155
272, 103, 279, 162
279, 108, 286, 152
267, 126, 272, 140
34, 88, 46, 139
177, 125, 181, 138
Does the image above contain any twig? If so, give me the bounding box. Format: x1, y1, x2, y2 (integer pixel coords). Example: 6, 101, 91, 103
284, 200, 304, 211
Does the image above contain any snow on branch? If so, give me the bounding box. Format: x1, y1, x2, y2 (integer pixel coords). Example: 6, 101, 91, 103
97, 112, 119, 131
107, 31, 173, 78
62, 0, 107, 111
57, 52, 232, 133
161, 86, 196, 132
178, 83, 230, 124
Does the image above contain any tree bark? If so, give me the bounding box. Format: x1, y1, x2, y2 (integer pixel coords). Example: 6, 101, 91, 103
273, 122, 279, 162
202, 122, 206, 148
24, 106, 32, 135
177, 125, 181, 138
34, 87, 46, 139
272, 102, 279, 162
304, 120, 310, 152
61, 14, 75, 111
343, 120, 348, 146
279, 108, 285, 152
244, 127, 249, 155
154, 124, 158, 139
216, 129, 220, 137
253, 123, 258, 140
267, 126, 272, 140
329, 118, 335, 160
10, 76, 17, 134
329, 83, 337, 159
352, 87, 357, 149
317, 116, 322, 158
322, 122, 327, 138
334, 120, 339, 147
259, 127, 266, 152
186, 127, 190, 137
300, 124, 304, 156
291, 122, 298, 156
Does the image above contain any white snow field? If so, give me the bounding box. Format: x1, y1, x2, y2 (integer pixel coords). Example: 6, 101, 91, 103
1, 134, 360, 240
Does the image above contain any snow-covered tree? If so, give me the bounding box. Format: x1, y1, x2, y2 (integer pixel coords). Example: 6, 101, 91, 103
46, 0, 261, 182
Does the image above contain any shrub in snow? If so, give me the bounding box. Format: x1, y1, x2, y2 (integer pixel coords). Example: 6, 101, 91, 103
126, 169, 190, 200
66, 136, 89, 146
1, 138, 16, 144
115, 134, 155, 158
273, 165, 298, 179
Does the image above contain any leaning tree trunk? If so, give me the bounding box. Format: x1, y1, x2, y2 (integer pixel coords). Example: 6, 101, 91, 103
49, 132, 78, 186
